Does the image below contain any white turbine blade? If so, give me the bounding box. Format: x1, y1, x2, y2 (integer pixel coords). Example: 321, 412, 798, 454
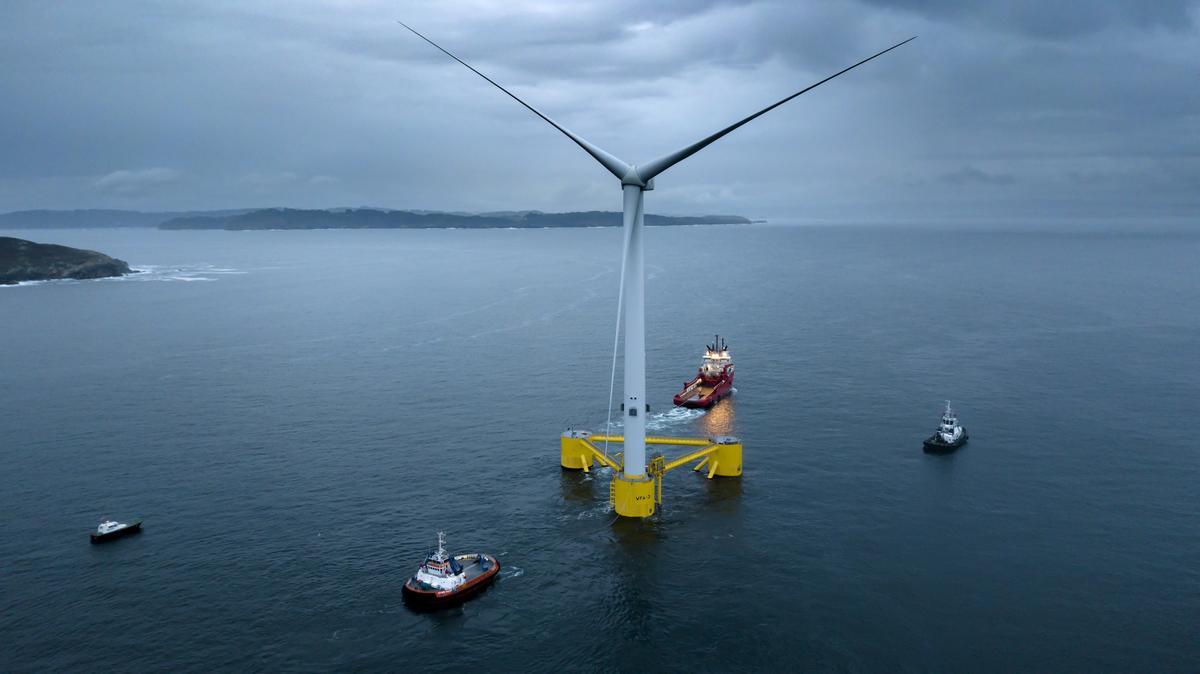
637, 36, 916, 183
399, 21, 632, 180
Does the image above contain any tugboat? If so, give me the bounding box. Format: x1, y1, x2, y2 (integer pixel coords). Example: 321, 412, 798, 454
402, 532, 500, 609
923, 401, 969, 453
673, 335, 735, 409
90, 518, 143, 543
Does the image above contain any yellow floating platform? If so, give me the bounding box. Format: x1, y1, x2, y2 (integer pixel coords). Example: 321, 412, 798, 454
560, 430, 742, 518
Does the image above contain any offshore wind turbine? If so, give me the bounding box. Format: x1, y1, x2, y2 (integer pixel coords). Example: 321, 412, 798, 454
401, 22, 914, 517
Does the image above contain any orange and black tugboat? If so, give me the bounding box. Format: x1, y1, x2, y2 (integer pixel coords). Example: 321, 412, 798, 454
402, 532, 500, 610
673, 335, 735, 409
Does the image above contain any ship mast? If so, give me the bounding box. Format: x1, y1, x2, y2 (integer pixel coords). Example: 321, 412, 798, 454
434, 531, 448, 562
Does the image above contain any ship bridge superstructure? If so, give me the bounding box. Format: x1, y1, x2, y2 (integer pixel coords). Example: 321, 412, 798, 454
413, 531, 465, 591
700, 335, 732, 380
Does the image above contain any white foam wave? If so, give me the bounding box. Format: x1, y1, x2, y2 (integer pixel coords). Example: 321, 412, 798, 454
647, 406, 705, 431
570, 501, 613, 520
605, 405, 705, 433
120, 263, 245, 284
2, 266, 233, 287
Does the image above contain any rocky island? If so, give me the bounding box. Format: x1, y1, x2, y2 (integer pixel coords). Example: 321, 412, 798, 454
0, 236, 133, 285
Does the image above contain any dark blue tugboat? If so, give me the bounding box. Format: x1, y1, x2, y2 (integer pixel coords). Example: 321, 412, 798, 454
90, 518, 143, 543
921, 398, 969, 450
923, 401, 969, 453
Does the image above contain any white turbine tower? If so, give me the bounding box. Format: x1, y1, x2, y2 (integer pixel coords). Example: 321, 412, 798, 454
401, 23, 914, 517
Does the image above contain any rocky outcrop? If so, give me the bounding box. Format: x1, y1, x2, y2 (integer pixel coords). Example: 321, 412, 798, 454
0, 236, 133, 285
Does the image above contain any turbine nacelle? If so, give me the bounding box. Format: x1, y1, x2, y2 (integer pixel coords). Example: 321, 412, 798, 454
620, 167, 654, 190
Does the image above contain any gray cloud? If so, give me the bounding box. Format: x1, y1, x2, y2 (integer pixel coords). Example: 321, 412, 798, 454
860, 0, 1196, 39
941, 166, 1016, 186
0, 0, 1196, 221
93, 168, 182, 196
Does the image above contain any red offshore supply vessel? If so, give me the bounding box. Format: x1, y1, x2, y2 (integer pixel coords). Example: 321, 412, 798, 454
673, 335, 735, 409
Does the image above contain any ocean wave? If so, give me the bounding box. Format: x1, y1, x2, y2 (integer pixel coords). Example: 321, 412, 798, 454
129, 264, 245, 283
567, 501, 613, 521
2, 263, 244, 288
648, 406, 705, 431
604, 405, 705, 433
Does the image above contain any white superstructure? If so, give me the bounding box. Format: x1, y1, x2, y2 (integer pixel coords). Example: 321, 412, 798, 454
936, 401, 964, 444
412, 532, 466, 592
96, 520, 125, 534
700, 337, 732, 379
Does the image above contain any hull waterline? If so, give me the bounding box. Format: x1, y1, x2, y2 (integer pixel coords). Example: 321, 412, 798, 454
402, 554, 500, 610
90, 521, 143, 543
923, 430, 969, 453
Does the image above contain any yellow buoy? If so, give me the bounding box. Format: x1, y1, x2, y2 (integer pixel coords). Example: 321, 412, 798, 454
610, 473, 656, 518
560, 431, 595, 470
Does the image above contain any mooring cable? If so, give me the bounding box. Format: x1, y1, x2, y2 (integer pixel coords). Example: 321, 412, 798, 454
603, 220, 634, 460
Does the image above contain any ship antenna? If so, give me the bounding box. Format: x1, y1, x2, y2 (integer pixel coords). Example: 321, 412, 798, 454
436, 530, 447, 561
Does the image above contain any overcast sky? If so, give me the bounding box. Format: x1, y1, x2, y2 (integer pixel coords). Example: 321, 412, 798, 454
1, 0, 1196, 221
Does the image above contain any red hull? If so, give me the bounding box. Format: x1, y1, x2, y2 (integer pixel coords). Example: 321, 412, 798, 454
402, 556, 500, 610
675, 336, 734, 409
673, 373, 734, 409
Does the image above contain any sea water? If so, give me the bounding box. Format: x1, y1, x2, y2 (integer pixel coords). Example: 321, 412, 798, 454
1, 224, 1197, 671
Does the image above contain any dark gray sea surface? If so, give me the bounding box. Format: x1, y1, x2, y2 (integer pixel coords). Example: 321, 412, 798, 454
2, 224, 1198, 672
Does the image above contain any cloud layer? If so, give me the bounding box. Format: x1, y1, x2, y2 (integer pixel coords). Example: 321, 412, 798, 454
0, 0, 1196, 221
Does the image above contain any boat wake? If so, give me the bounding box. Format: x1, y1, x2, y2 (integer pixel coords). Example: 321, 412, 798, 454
647, 406, 705, 431
573, 501, 613, 520
602, 406, 705, 434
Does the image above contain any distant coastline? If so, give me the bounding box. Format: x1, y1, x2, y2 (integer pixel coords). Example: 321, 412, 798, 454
0, 208, 753, 230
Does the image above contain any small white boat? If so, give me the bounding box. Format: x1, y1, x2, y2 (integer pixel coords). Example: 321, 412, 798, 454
90, 518, 143, 543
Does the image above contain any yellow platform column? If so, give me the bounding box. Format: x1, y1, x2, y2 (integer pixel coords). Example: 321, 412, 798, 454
709, 436, 743, 477
611, 473, 655, 518
560, 430, 595, 470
